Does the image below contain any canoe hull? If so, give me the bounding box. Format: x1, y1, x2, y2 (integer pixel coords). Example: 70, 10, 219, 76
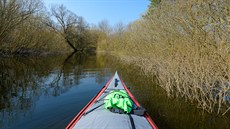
66, 72, 158, 129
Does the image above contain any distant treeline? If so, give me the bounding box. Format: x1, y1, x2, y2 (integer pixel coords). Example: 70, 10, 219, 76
0, 0, 108, 56
97, 0, 230, 115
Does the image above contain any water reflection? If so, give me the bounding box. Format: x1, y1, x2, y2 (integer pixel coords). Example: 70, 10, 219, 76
0, 53, 112, 129
1, 53, 229, 129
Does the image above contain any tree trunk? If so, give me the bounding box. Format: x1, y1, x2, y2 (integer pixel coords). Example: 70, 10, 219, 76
66, 37, 78, 52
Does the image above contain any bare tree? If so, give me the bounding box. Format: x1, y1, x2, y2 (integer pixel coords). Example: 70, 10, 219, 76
0, 0, 42, 44
45, 4, 89, 52
98, 20, 112, 35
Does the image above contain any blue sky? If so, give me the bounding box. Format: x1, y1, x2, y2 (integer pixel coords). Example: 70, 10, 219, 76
44, 0, 150, 26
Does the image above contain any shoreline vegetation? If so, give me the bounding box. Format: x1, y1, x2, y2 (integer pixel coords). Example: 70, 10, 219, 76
0, 0, 99, 56
97, 0, 230, 115
1, 0, 230, 115
0, 49, 68, 57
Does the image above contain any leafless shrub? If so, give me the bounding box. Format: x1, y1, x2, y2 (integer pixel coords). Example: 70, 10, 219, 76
99, 0, 230, 114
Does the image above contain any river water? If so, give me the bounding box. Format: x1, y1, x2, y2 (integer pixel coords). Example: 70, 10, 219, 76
0, 53, 229, 129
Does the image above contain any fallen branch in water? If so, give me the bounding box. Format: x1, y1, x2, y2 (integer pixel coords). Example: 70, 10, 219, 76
222, 107, 230, 115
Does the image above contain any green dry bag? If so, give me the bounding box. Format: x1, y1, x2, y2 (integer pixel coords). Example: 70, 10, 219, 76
104, 90, 133, 113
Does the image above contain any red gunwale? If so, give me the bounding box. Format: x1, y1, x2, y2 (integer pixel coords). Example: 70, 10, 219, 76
66, 76, 114, 129
119, 74, 158, 129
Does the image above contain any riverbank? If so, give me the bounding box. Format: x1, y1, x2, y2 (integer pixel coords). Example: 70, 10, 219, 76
96, 0, 230, 115
101, 51, 230, 115
0, 49, 79, 57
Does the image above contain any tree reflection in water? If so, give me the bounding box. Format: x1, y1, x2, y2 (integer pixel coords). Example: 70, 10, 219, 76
0, 53, 110, 128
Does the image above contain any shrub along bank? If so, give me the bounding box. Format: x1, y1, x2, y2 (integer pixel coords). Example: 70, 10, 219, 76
97, 0, 230, 115
0, 0, 99, 56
